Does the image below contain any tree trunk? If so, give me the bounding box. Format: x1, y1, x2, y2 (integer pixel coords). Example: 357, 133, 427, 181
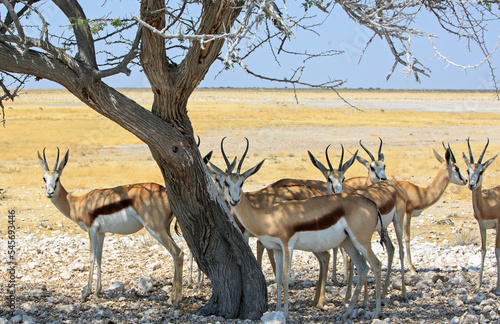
136, 1, 267, 317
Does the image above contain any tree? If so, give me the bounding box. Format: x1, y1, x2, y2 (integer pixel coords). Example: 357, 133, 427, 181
0, 0, 498, 319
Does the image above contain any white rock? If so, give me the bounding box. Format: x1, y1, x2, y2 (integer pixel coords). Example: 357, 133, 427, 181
20, 275, 34, 282
449, 299, 464, 307
60, 271, 72, 280
69, 261, 86, 271
460, 313, 479, 324
261, 311, 286, 324
138, 276, 153, 294
56, 304, 75, 313
21, 304, 38, 314
148, 261, 162, 271
109, 282, 125, 293
27, 262, 39, 269
10, 315, 22, 324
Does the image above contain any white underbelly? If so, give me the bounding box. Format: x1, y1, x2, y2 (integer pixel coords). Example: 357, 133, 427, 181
377, 207, 396, 230
294, 226, 347, 252
482, 219, 498, 230
256, 219, 348, 253
93, 207, 144, 234
292, 218, 348, 252
411, 209, 423, 217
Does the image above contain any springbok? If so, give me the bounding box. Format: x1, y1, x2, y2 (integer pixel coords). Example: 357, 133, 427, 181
309, 144, 408, 300
37, 148, 184, 303
307, 144, 356, 285
208, 138, 387, 319
462, 138, 500, 294
344, 138, 387, 189
397, 144, 468, 274
208, 141, 331, 306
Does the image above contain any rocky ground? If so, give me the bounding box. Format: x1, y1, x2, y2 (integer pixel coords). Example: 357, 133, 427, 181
1, 219, 499, 323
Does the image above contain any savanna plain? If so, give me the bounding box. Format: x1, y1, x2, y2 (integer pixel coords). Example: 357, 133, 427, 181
1, 88, 500, 323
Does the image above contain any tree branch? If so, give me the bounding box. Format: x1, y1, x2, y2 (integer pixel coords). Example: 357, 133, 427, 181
94, 26, 142, 79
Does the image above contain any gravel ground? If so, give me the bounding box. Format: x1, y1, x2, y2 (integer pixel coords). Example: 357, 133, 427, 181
1, 222, 499, 323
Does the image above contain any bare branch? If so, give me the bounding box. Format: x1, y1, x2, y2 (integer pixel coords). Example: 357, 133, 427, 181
94, 27, 142, 79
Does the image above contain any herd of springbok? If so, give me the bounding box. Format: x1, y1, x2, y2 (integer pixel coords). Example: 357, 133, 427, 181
37, 137, 500, 319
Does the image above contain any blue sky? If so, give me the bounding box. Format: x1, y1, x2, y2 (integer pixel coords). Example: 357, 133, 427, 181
29, 1, 500, 90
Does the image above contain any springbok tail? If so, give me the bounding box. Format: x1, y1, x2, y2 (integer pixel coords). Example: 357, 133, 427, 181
377, 210, 388, 250
174, 219, 182, 237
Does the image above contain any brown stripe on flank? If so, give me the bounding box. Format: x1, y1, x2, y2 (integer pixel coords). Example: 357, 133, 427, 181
90, 199, 134, 220
293, 206, 345, 232
375, 197, 394, 215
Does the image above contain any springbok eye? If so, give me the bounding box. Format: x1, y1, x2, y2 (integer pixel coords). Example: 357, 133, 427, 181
43, 178, 46, 182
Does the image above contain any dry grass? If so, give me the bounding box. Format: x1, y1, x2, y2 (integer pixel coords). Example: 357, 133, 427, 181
1, 88, 500, 241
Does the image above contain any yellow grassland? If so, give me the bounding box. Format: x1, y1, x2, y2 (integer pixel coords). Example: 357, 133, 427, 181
1, 88, 499, 239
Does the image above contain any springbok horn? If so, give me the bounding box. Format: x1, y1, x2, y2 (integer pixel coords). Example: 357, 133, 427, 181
325, 144, 334, 171
338, 144, 345, 171
42, 147, 49, 171
237, 137, 250, 175
378, 137, 384, 161
359, 140, 375, 161
467, 137, 474, 164
221, 137, 232, 171
54, 147, 60, 171
446, 143, 457, 163
478, 138, 490, 164
196, 135, 201, 147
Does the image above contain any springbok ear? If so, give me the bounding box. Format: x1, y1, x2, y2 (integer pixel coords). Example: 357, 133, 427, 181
241, 159, 265, 181
207, 161, 225, 177
356, 155, 370, 169
483, 154, 498, 170
57, 150, 70, 174
342, 150, 358, 173
433, 148, 445, 164
462, 152, 471, 167
227, 156, 237, 173
308, 151, 329, 177
37, 151, 48, 172
203, 151, 213, 165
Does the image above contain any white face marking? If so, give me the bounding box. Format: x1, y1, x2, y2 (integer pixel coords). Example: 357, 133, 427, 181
327, 171, 344, 194
224, 175, 244, 207
449, 164, 468, 186
42, 171, 61, 198
369, 161, 387, 183
467, 164, 484, 191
